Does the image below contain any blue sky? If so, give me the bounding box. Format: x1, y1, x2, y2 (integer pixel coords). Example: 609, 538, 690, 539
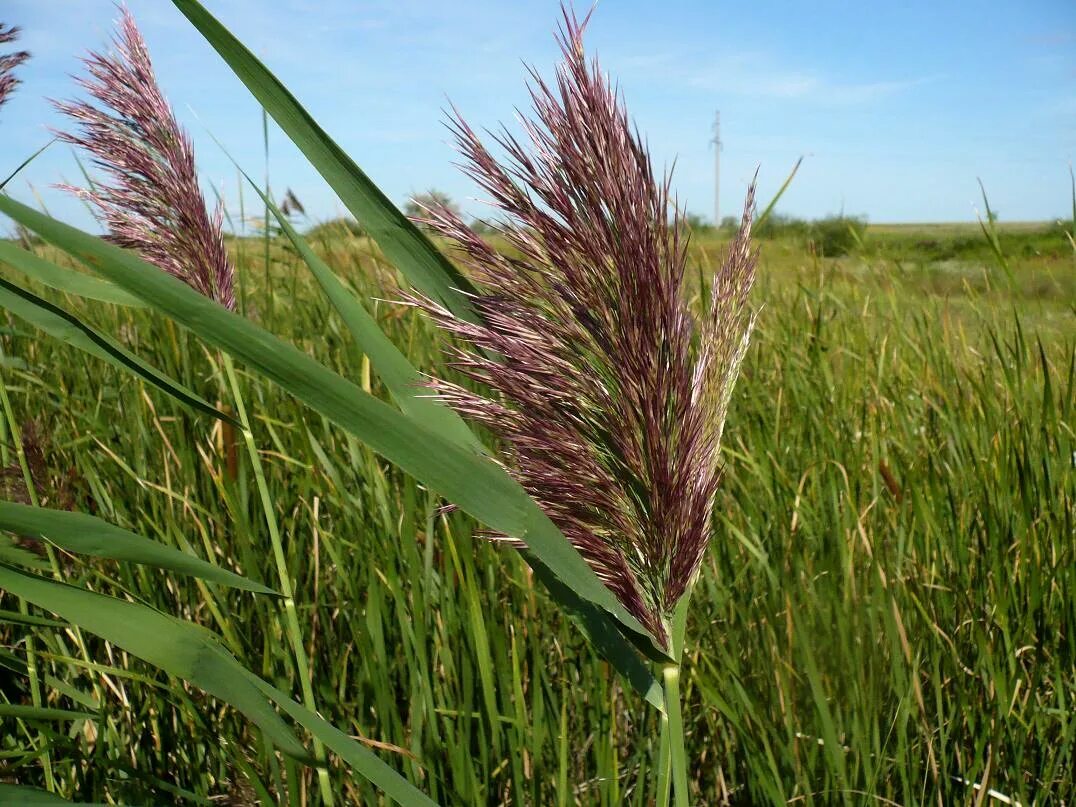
2, 0, 1074, 230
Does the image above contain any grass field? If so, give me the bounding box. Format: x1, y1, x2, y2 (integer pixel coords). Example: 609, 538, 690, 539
0, 219, 1073, 805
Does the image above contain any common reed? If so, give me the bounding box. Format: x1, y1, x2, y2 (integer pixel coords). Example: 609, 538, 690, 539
53, 8, 234, 309
406, 11, 757, 802
54, 9, 333, 802
0, 2, 1070, 799
5, 4, 760, 803
0, 23, 30, 111
408, 8, 758, 650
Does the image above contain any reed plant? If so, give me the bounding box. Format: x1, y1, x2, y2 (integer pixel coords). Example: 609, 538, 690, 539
53, 11, 336, 801
0, 24, 29, 111
0, 3, 758, 803
404, 12, 759, 803
0, 3, 1072, 806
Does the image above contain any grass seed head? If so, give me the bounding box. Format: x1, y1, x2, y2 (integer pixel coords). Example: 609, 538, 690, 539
54, 7, 235, 310
0, 23, 30, 111
409, 5, 758, 646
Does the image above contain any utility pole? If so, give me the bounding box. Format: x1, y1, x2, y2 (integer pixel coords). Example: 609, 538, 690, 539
711, 111, 722, 227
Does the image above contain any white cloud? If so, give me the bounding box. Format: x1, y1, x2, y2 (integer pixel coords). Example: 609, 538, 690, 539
688, 63, 935, 105
612, 45, 936, 106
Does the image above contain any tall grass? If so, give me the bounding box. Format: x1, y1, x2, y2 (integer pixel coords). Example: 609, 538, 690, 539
0, 223, 1071, 804
0, 1, 1073, 803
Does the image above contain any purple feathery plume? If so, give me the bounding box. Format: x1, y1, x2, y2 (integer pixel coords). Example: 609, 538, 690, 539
53, 7, 235, 310
407, 6, 758, 647
0, 24, 30, 110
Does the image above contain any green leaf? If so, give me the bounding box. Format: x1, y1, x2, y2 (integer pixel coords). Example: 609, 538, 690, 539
250, 675, 440, 807
0, 785, 112, 806
0, 563, 308, 759
976, 178, 1015, 284
1, 139, 55, 191
170, 0, 481, 325
524, 550, 665, 711
0, 269, 237, 428
0, 239, 144, 307
0, 566, 441, 805
0, 704, 96, 722
0, 607, 67, 628
244, 171, 481, 451
755, 157, 802, 230
0, 649, 99, 712
0, 536, 51, 571
0, 195, 671, 668
0, 501, 276, 595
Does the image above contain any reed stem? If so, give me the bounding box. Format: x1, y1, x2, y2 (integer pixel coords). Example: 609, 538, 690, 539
655, 703, 672, 807
222, 353, 334, 805
0, 359, 54, 791
664, 664, 690, 807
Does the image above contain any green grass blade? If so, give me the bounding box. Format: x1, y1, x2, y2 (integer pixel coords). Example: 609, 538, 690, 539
0, 275, 236, 428
0, 139, 56, 191
0, 563, 440, 805
243, 172, 481, 450
170, 0, 481, 325
976, 177, 1015, 284
524, 550, 664, 710
0, 239, 144, 307
0, 502, 276, 595
0, 704, 96, 722
0, 785, 113, 805
0, 563, 308, 760
0, 536, 52, 570
0, 609, 67, 629
1067, 163, 1075, 255
755, 156, 802, 230
0, 195, 670, 668
250, 675, 441, 807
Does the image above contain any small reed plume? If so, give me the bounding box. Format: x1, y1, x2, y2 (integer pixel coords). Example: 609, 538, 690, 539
0, 23, 30, 110
408, 7, 758, 647
54, 7, 235, 310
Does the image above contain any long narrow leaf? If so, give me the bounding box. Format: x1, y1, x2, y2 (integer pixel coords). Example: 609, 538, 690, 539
250, 675, 440, 807
0, 502, 275, 594
0, 239, 144, 306
0, 139, 56, 191
0, 263, 236, 427
755, 156, 802, 230
0, 536, 51, 570
247, 174, 480, 451
0, 785, 112, 806
0, 608, 67, 628
170, 0, 480, 325
524, 550, 664, 710
0, 565, 442, 805
0, 563, 308, 759
0, 195, 670, 666
0, 704, 96, 722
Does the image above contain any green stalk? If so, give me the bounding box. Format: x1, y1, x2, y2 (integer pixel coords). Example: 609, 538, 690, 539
1, 354, 108, 682
222, 353, 334, 805
659, 590, 694, 807
664, 664, 689, 807
0, 361, 55, 792
655, 703, 672, 807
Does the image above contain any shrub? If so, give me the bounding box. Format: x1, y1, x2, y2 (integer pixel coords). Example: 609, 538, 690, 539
305, 216, 365, 241
808, 215, 867, 257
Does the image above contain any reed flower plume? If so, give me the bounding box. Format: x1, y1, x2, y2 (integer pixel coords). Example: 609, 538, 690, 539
0, 24, 30, 111
408, 7, 758, 647
54, 7, 235, 310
